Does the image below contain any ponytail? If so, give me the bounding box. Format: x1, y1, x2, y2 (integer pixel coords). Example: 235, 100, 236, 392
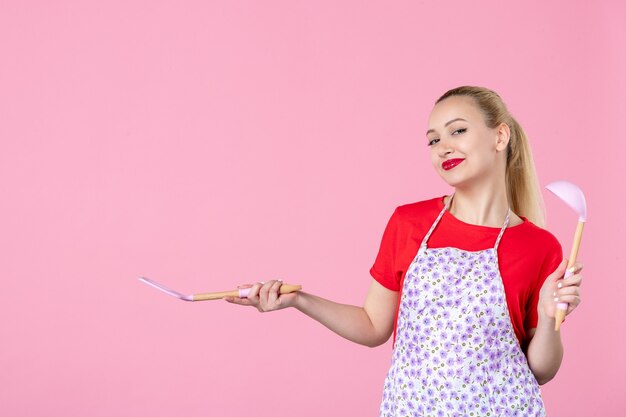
506, 117, 545, 228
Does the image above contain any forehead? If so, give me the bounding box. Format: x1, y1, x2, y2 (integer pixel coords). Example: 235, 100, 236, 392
427, 95, 484, 129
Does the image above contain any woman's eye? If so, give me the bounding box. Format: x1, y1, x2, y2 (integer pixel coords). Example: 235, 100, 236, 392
452, 128, 467, 135
427, 138, 439, 146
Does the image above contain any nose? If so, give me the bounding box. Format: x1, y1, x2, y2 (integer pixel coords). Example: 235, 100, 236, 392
437, 138, 455, 158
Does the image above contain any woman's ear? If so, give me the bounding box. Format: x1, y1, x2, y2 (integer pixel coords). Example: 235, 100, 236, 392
495, 122, 511, 152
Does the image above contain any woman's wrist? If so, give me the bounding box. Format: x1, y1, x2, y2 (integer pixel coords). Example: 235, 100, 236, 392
292, 291, 309, 311
536, 311, 556, 329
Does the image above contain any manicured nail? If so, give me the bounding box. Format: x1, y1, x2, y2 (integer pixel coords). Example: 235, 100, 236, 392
557, 282, 562, 289
552, 291, 557, 297
553, 297, 559, 302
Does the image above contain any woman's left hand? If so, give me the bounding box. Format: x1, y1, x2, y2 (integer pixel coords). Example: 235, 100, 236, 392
538, 258, 583, 320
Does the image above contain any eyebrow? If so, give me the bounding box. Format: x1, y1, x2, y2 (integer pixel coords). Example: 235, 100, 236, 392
426, 118, 467, 135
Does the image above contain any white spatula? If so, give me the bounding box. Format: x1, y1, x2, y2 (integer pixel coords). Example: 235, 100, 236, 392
138, 276, 302, 301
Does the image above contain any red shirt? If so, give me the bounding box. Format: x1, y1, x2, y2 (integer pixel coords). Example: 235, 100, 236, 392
370, 195, 563, 351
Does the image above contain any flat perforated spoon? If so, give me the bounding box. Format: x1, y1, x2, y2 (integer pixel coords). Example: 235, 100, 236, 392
138, 277, 302, 301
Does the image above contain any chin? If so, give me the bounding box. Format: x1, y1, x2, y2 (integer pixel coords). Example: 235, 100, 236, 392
438, 173, 467, 188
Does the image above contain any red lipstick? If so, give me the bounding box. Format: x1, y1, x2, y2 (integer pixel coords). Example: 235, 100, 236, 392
442, 158, 465, 170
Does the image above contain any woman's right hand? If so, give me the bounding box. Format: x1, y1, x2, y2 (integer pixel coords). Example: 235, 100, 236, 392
224, 280, 299, 312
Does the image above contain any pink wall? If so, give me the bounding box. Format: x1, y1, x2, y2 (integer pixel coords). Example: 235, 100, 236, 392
1, 1, 624, 415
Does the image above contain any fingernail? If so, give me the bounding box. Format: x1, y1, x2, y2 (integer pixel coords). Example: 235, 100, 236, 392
557, 282, 562, 289
278, 279, 283, 282
553, 297, 559, 302
552, 291, 557, 297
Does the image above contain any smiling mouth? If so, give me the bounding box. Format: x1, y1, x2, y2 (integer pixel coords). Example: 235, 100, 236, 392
442, 159, 465, 170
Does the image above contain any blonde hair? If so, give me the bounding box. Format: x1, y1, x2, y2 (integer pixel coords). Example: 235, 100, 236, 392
436, 86, 545, 228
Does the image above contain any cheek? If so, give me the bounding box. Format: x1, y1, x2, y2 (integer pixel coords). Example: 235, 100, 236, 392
463, 137, 492, 159
470, 147, 499, 173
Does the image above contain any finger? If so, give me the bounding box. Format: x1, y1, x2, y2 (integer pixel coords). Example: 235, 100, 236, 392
224, 297, 254, 306
258, 281, 274, 305
556, 295, 580, 309
550, 258, 569, 282
267, 280, 283, 306
567, 300, 581, 315
558, 273, 583, 289
557, 286, 580, 297
246, 283, 263, 302
564, 262, 583, 278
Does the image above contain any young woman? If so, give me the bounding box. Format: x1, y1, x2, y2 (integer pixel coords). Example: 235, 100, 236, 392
225, 86, 583, 416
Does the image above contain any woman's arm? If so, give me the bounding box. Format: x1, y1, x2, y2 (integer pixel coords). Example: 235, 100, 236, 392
526, 259, 583, 384
225, 279, 399, 347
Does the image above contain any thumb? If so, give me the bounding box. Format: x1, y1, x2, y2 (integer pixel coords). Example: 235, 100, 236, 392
550, 258, 569, 282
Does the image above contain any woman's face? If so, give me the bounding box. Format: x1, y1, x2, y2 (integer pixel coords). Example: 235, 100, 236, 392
426, 95, 508, 189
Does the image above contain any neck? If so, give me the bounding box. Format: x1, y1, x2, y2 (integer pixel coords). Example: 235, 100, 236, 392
448, 176, 510, 227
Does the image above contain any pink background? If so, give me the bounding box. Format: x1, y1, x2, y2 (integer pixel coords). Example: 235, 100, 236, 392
1, 1, 624, 415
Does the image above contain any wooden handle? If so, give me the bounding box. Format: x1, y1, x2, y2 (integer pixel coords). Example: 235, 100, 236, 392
191, 283, 302, 301
567, 221, 584, 269
278, 284, 302, 294
193, 290, 239, 301
555, 221, 584, 331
